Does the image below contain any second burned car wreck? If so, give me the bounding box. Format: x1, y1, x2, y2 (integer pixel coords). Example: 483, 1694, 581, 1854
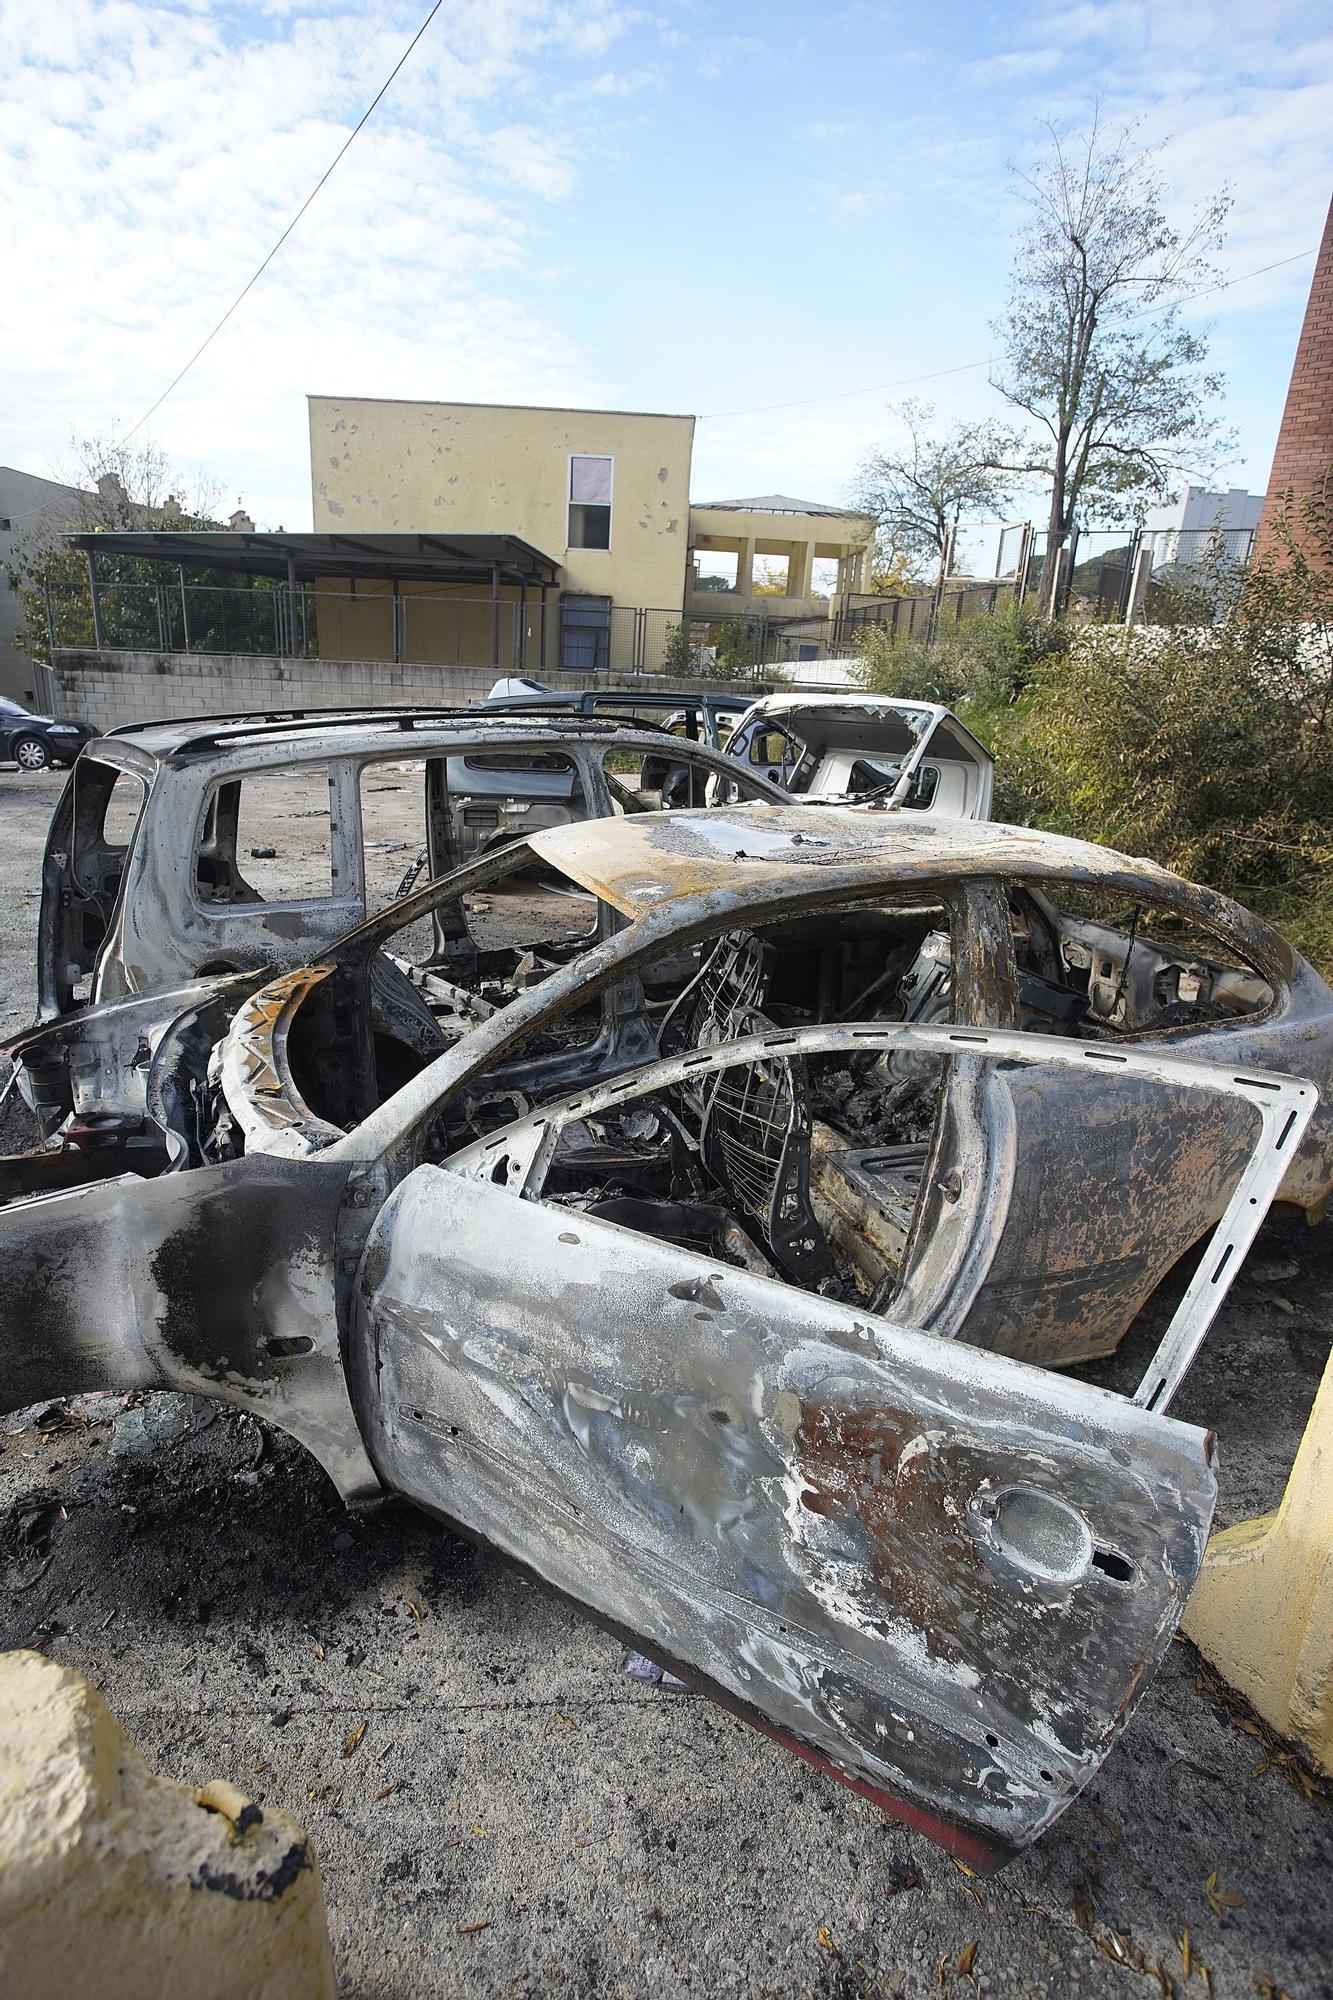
2, 798, 1330, 1867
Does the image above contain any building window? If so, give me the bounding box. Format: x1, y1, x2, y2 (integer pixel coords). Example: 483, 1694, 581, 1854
560, 593, 611, 672
568, 455, 613, 551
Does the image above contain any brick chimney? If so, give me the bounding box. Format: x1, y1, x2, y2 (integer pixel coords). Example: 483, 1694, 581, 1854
1254, 193, 1333, 560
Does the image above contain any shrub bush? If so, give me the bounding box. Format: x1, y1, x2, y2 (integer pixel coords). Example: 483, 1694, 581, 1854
850, 492, 1333, 975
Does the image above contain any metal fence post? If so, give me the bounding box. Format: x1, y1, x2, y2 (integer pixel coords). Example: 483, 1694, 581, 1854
85, 550, 104, 649
1016, 524, 1033, 602
1124, 542, 1153, 626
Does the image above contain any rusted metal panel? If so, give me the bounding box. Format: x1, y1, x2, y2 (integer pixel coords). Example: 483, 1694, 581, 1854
524, 807, 1292, 981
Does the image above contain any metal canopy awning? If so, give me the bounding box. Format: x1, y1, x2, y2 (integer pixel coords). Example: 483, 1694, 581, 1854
67, 529, 562, 669
65, 529, 561, 586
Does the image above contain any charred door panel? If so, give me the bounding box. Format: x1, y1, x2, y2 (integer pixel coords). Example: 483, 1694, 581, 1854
353, 1166, 1216, 1862
924, 1065, 1256, 1366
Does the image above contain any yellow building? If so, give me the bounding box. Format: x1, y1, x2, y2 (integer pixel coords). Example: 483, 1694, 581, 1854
307, 395, 875, 673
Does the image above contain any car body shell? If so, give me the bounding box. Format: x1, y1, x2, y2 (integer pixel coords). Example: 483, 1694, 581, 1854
34, 708, 790, 1019
0, 805, 1322, 1868
720, 694, 995, 817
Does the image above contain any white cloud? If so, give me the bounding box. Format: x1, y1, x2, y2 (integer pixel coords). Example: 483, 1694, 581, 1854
0, 0, 644, 522
967, 48, 1064, 85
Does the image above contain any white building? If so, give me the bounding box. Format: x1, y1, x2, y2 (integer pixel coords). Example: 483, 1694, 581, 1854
1143, 484, 1264, 542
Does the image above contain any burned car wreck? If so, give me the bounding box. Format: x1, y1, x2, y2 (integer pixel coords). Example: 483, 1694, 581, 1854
1, 805, 1327, 1868
33, 705, 789, 1016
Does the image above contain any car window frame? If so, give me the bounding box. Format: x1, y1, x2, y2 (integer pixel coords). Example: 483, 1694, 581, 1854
1009, 882, 1288, 1041
188, 756, 363, 920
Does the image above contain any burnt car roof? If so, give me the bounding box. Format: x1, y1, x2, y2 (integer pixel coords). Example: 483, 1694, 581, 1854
524, 805, 1295, 979
95, 706, 679, 764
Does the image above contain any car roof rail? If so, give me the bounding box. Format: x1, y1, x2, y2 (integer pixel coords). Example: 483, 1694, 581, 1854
111, 707, 678, 760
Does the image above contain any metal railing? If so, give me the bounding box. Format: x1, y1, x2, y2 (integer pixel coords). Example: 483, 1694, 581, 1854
42, 519, 1262, 683
45, 579, 845, 681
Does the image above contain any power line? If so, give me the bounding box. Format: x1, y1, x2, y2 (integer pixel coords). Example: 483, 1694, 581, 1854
696, 245, 1318, 425
123, 0, 446, 442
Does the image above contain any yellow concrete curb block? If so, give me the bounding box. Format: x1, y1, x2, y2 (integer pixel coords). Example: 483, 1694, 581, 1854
0, 1649, 338, 1999
1183, 1339, 1333, 1776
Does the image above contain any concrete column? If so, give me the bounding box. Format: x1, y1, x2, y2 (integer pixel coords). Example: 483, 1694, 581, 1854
786, 540, 813, 600
734, 538, 754, 595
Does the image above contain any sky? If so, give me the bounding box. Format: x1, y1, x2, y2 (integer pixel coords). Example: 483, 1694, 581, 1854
1, 0, 1330, 534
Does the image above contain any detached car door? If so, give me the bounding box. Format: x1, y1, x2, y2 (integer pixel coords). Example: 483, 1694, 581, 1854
352, 1162, 1216, 1869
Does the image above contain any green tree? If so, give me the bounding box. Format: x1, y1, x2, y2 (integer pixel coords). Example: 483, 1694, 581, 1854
661, 620, 706, 674
991, 112, 1232, 594
708, 618, 759, 681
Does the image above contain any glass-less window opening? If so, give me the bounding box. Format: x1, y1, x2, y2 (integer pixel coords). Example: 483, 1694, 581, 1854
568, 455, 613, 550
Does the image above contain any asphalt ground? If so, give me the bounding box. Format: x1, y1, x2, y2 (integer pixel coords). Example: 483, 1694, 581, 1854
1, 759, 1330, 2000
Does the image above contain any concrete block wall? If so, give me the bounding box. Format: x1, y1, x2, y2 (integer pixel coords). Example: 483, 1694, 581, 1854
50, 648, 757, 733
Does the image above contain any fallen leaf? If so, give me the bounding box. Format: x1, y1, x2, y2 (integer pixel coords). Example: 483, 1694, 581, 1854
456, 1920, 491, 1937
341, 1719, 367, 1758
816, 1926, 837, 1957
1089, 1805, 1123, 1843
314, 1642, 325, 1661
956, 1940, 978, 1976
471, 1824, 489, 1837
1181, 1929, 1192, 1980
1203, 1871, 1244, 1917
554, 1713, 576, 1730
953, 1860, 978, 1878
372, 1782, 397, 1801
404, 1599, 422, 1623
1148, 1963, 1174, 1999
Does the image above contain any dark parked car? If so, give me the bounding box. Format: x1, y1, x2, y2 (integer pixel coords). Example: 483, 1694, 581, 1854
0, 695, 95, 771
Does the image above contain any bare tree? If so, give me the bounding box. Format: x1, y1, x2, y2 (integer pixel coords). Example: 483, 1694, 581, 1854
9, 435, 230, 663
855, 400, 1017, 586
53, 433, 224, 532
991, 112, 1233, 588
